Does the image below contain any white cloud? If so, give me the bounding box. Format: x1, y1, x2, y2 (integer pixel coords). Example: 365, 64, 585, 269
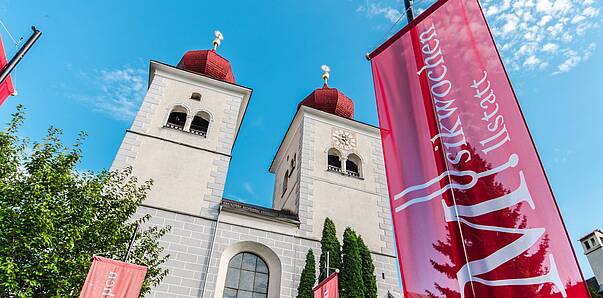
501, 14, 520, 35
486, 5, 500, 17
571, 15, 586, 24
542, 43, 559, 53
536, 0, 553, 13
479, 0, 599, 74
553, 43, 596, 74
73, 67, 147, 121
523, 55, 541, 68
583, 7, 599, 18
360, 0, 600, 75
539, 15, 553, 26
242, 182, 256, 197
357, 1, 403, 23
369, 4, 403, 23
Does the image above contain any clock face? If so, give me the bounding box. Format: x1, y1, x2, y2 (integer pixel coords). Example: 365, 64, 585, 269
332, 129, 357, 151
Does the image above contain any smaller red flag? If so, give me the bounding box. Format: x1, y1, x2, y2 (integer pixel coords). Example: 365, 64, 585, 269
79, 256, 147, 298
0, 34, 15, 106
313, 272, 339, 298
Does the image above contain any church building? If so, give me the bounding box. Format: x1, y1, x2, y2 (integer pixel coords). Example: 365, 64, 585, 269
111, 33, 401, 298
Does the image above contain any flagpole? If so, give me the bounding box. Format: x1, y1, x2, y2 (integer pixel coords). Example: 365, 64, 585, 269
404, 0, 415, 22
124, 223, 140, 263
326, 251, 330, 277
0, 26, 41, 85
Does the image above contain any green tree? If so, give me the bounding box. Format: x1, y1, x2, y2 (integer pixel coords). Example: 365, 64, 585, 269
340, 227, 364, 298
297, 249, 316, 298
0, 106, 170, 297
357, 237, 377, 298
590, 287, 602, 298
319, 217, 341, 281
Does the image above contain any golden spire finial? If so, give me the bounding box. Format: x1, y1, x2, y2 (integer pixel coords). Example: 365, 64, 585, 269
213, 30, 224, 51
321, 65, 331, 85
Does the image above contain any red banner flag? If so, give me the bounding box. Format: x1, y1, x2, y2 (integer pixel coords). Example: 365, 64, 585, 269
79, 256, 147, 298
369, 0, 589, 297
313, 272, 339, 298
0, 34, 15, 106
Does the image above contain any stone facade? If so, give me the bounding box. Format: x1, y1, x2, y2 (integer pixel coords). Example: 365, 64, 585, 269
270, 107, 396, 256
113, 61, 251, 219
136, 204, 399, 298
113, 59, 401, 297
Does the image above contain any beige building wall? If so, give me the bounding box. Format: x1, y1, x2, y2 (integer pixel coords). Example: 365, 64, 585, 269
112, 61, 251, 218
113, 59, 400, 298
269, 106, 399, 297
272, 118, 302, 214
271, 106, 395, 255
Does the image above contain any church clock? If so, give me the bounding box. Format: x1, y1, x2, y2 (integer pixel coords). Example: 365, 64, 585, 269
332, 129, 357, 151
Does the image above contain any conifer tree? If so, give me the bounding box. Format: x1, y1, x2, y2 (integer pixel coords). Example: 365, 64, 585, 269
297, 249, 316, 298
319, 217, 341, 281
426, 146, 552, 297
358, 236, 377, 298
340, 227, 364, 298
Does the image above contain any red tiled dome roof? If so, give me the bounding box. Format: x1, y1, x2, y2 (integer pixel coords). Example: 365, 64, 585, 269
298, 84, 354, 119
177, 50, 235, 84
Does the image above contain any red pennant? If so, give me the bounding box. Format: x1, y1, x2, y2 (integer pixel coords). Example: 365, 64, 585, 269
79, 256, 147, 298
0, 34, 15, 106
314, 272, 339, 298
369, 0, 589, 297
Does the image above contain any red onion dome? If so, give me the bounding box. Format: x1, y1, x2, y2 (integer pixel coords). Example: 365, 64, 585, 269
299, 83, 354, 119
177, 49, 235, 84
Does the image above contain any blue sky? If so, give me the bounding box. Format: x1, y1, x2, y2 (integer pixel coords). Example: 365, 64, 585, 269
1, 0, 602, 278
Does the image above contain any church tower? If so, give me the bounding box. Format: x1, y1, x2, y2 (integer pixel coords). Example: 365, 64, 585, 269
111, 35, 400, 297
269, 66, 398, 296
112, 32, 251, 218
581, 230, 603, 292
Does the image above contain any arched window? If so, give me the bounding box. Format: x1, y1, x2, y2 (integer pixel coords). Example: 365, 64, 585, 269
166, 106, 187, 130
282, 170, 289, 197
346, 153, 362, 178
224, 252, 269, 298
190, 92, 202, 101
290, 153, 296, 171
327, 148, 342, 173
190, 111, 210, 136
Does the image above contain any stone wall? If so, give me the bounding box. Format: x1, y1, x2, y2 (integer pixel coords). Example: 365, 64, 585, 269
136, 205, 401, 298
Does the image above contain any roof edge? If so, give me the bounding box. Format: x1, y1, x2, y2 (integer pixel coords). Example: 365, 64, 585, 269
221, 198, 300, 225
148, 59, 253, 149
579, 229, 603, 241
268, 105, 381, 172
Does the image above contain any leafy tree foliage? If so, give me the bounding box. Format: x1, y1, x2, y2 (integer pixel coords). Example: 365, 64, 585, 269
340, 227, 364, 298
357, 237, 377, 298
297, 249, 316, 298
319, 217, 341, 281
0, 106, 170, 297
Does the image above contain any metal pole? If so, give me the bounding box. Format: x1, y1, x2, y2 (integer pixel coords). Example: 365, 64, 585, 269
201, 205, 222, 297
0, 26, 42, 85
403, 0, 415, 22
326, 251, 330, 277
124, 223, 140, 262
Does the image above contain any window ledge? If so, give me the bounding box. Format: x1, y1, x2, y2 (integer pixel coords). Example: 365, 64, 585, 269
326, 168, 364, 180
163, 125, 207, 138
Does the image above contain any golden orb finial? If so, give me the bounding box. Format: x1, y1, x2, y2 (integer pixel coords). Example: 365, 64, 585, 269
213, 30, 224, 50
321, 65, 331, 85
